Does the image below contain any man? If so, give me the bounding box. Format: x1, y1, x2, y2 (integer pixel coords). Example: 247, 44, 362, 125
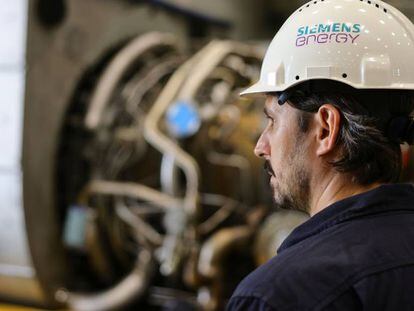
227, 0, 414, 310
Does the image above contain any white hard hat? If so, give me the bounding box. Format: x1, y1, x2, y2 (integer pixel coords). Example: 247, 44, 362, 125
242, 0, 414, 96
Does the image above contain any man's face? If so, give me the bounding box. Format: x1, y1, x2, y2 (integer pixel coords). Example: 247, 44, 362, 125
255, 95, 311, 213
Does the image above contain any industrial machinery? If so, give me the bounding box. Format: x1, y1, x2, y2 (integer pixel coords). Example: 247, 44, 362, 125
3, 0, 414, 310
55, 34, 269, 310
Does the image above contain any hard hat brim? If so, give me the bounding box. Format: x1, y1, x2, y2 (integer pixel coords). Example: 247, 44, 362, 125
239, 82, 282, 97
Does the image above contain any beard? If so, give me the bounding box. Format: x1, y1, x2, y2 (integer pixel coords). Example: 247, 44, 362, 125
265, 139, 311, 213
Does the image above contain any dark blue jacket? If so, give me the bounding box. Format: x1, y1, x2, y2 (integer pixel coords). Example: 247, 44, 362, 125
227, 184, 414, 311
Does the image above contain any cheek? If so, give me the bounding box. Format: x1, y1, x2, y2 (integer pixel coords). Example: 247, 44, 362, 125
269, 150, 284, 178
269, 131, 290, 166
269, 132, 286, 157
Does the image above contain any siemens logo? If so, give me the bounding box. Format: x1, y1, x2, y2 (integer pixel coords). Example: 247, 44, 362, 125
296, 23, 362, 47
298, 23, 361, 36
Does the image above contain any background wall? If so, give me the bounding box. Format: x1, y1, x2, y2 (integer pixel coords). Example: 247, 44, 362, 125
0, 0, 45, 305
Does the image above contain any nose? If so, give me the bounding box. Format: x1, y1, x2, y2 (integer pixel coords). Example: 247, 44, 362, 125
254, 132, 270, 159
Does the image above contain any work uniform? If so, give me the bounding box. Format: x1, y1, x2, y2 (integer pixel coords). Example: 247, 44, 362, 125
227, 184, 414, 311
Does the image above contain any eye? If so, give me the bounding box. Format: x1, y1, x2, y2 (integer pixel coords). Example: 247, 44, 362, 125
266, 116, 276, 129
263, 108, 276, 130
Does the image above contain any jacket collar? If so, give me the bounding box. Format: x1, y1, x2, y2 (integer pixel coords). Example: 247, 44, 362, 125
278, 183, 414, 254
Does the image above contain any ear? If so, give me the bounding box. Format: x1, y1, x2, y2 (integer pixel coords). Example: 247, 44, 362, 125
315, 104, 341, 157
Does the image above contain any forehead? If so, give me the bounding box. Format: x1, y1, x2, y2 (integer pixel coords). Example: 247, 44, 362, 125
264, 95, 286, 115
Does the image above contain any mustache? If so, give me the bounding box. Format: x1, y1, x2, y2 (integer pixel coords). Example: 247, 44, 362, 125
264, 161, 275, 177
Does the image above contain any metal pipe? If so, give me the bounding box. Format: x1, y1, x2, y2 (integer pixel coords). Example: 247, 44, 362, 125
197, 226, 251, 279
145, 41, 263, 216
143, 43, 215, 217
85, 32, 179, 130
78, 180, 182, 210
115, 202, 164, 246
197, 226, 252, 311
160, 153, 180, 196
56, 250, 154, 311
123, 56, 182, 116
198, 194, 238, 235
